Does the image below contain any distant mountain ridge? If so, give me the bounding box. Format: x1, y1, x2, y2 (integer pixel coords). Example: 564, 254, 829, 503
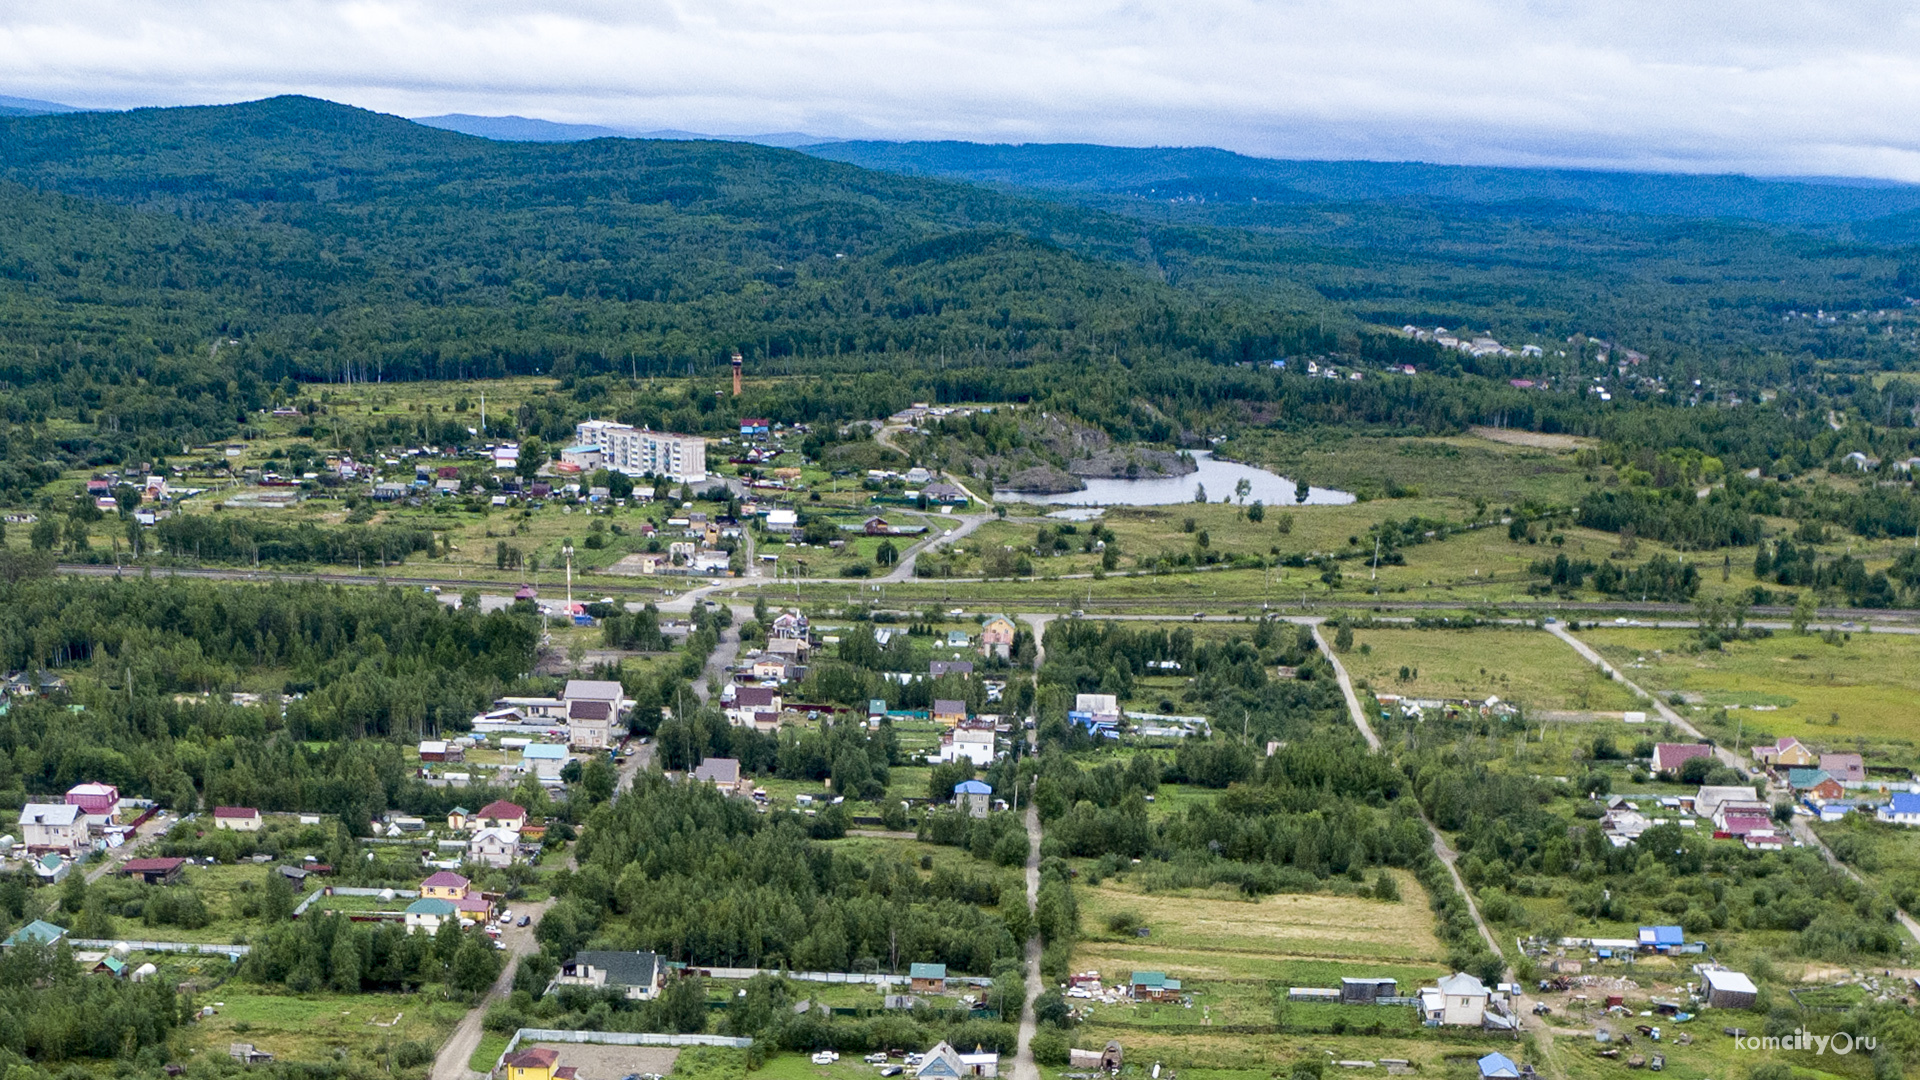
0, 94, 86, 117
803, 140, 1920, 226
412, 112, 836, 148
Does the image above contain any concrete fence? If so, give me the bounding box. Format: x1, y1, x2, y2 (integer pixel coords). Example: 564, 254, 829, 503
71, 938, 249, 957
496, 1029, 753, 1073
697, 966, 991, 988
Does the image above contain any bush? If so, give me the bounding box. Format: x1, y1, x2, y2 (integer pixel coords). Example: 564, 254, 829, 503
1029, 1028, 1069, 1067
394, 1041, 435, 1069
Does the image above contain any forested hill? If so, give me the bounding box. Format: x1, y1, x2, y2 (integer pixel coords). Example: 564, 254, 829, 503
0, 96, 1353, 467
805, 140, 1920, 226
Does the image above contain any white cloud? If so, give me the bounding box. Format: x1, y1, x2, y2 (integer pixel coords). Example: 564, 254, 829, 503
4, 0, 1920, 178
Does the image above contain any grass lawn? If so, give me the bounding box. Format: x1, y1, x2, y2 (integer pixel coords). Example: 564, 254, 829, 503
1345, 626, 1641, 713
1577, 625, 1920, 747
191, 985, 467, 1069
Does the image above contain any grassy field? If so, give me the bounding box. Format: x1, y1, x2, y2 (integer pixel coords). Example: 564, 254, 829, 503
1343, 626, 1642, 713
1577, 625, 1920, 746
191, 985, 467, 1070
1072, 871, 1447, 989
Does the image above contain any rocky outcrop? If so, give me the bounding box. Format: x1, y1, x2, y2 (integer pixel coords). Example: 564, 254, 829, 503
1070, 448, 1194, 480
997, 465, 1084, 494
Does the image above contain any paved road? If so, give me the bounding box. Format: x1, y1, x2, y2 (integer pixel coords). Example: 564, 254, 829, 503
430, 899, 554, 1080
887, 512, 994, 582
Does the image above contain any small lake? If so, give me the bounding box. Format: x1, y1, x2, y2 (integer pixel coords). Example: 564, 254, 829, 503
998, 451, 1354, 508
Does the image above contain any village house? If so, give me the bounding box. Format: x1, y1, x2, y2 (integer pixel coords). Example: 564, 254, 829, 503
770, 611, 809, 640
1419, 971, 1491, 1027
19, 804, 88, 854
555, 950, 664, 999
1751, 735, 1816, 768
929, 660, 974, 679
937, 723, 996, 767
913, 1040, 998, 1080
1694, 785, 1766, 823
405, 897, 458, 933
504, 1048, 575, 1080
418, 740, 462, 763
953, 779, 992, 818
420, 870, 472, 901
475, 800, 528, 832
468, 827, 521, 868
2, 920, 65, 949
1880, 793, 1920, 826
566, 699, 613, 749
979, 615, 1016, 660
446, 806, 471, 831
521, 743, 568, 782
726, 685, 782, 729
1129, 971, 1183, 1001
933, 699, 968, 726
64, 783, 121, 827
213, 806, 262, 831
1820, 753, 1867, 784
766, 635, 808, 662
909, 962, 948, 993
693, 757, 752, 797
1650, 743, 1712, 777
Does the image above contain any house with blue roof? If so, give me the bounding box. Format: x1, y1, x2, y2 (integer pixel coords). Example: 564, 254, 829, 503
953, 780, 992, 818
1637, 925, 1683, 950
1477, 1053, 1520, 1080
1881, 792, 1920, 826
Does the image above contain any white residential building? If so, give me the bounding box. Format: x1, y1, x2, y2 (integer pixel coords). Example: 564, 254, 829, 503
467, 826, 521, 868
19, 804, 88, 854
574, 420, 706, 483
937, 724, 996, 766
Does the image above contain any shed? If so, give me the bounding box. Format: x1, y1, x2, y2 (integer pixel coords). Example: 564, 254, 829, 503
120, 857, 188, 885
1477, 1053, 1520, 1080
1341, 976, 1398, 1003
1702, 969, 1758, 1009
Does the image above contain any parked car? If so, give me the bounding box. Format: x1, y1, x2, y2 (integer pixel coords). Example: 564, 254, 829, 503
517, 915, 531, 928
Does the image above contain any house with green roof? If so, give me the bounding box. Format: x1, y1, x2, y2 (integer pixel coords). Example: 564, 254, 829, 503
405, 896, 458, 933
2, 919, 66, 948
909, 962, 948, 992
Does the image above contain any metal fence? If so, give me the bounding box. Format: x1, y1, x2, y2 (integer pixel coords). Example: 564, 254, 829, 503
495, 1029, 754, 1073
70, 938, 249, 957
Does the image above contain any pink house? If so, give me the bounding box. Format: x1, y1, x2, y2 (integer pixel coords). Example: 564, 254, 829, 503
64, 783, 121, 827
980, 615, 1016, 660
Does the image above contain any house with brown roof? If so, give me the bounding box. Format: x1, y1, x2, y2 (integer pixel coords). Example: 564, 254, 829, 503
1820, 753, 1866, 784
1651, 743, 1713, 777
119, 857, 188, 885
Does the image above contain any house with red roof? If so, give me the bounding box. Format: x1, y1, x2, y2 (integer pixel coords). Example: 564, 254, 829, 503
475, 800, 527, 832
118, 857, 187, 885
212, 806, 261, 831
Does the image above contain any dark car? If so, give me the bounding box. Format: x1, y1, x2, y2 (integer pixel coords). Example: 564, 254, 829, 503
516, 915, 531, 928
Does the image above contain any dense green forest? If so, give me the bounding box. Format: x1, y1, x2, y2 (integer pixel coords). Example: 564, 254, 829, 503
3, 96, 1920, 507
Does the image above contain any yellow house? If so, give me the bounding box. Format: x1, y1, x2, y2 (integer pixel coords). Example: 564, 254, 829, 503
504, 1048, 562, 1080
420, 871, 470, 901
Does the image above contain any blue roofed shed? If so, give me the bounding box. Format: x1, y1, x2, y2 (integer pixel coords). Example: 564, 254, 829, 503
1478, 1053, 1520, 1079
909, 962, 948, 991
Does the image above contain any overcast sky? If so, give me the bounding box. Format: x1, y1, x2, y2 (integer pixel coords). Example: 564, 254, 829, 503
5, 0, 1920, 180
